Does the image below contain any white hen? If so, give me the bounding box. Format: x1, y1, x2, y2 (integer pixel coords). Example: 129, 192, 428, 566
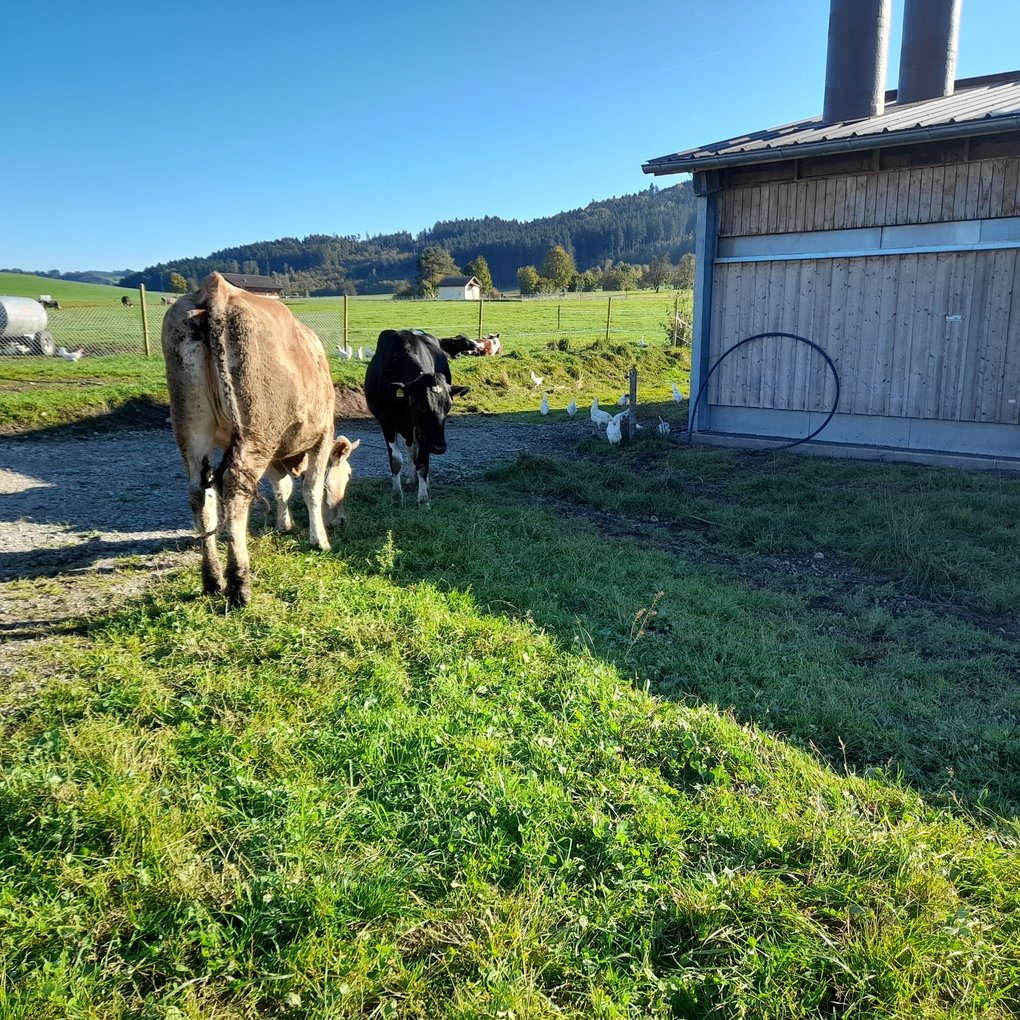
590, 397, 612, 430
606, 411, 626, 445
566, 399, 577, 417
335, 345, 353, 360
530, 369, 544, 387
656, 416, 671, 437
540, 393, 549, 415
672, 382, 685, 402
617, 393, 629, 407
57, 346, 85, 362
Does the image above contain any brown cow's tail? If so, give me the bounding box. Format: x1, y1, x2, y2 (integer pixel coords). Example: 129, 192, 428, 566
197, 272, 246, 450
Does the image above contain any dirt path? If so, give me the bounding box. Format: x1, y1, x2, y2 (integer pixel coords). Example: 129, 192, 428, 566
0, 416, 589, 688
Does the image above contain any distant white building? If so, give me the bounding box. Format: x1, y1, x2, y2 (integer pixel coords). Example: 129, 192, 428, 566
436, 275, 481, 301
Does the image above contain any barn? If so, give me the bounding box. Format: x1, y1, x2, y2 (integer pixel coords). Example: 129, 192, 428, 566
437, 275, 482, 301
643, 0, 1020, 470
220, 273, 283, 298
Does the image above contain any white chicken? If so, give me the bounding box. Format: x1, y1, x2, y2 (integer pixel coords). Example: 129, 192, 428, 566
530, 369, 544, 387
335, 345, 353, 360
672, 382, 685, 402
656, 416, 671, 437
356, 346, 365, 361
638, 337, 649, 348
566, 399, 577, 417
57, 346, 85, 362
590, 397, 612, 430
617, 393, 629, 407
606, 410, 626, 445
540, 393, 549, 415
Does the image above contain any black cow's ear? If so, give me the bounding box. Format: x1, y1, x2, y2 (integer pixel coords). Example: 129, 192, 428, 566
450, 385, 470, 398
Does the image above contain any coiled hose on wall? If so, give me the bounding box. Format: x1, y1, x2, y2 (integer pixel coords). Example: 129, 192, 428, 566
686, 332, 841, 453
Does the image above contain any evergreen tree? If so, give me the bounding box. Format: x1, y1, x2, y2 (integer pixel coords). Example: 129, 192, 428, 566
462, 255, 494, 296
417, 245, 459, 296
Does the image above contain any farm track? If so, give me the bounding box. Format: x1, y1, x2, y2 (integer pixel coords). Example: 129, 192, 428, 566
0, 414, 589, 701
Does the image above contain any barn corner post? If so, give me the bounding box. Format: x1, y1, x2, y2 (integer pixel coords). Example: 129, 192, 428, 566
138, 284, 151, 357
689, 171, 720, 437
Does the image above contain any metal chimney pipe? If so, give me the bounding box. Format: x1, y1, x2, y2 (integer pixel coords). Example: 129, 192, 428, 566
823, 0, 892, 123
897, 0, 961, 105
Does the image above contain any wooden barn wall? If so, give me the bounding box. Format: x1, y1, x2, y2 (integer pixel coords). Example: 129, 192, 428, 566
708, 250, 1020, 425
718, 156, 1020, 236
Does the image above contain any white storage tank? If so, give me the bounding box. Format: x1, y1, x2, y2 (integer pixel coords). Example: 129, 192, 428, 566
0, 296, 48, 338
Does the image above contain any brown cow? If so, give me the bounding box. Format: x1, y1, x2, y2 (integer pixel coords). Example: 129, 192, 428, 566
162, 272, 351, 606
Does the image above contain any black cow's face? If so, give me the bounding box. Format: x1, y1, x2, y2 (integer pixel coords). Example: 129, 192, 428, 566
395, 374, 469, 455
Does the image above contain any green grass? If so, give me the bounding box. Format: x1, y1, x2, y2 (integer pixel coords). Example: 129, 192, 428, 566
0, 272, 154, 306
0, 357, 169, 431
3, 442, 1020, 1017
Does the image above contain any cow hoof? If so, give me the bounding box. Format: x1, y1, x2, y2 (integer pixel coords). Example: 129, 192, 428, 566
202, 568, 226, 596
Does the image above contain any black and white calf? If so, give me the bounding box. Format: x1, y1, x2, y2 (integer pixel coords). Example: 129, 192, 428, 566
364, 329, 468, 508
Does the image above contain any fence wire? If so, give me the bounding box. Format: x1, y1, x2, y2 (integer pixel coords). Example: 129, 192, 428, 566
0, 290, 692, 361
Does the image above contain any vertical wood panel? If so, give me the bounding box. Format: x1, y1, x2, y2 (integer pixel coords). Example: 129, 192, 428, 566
903, 254, 940, 417
906, 168, 923, 224
976, 249, 1014, 421
1001, 158, 1019, 216
997, 253, 1020, 424
956, 250, 990, 420
839, 257, 866, 413
939, 253, 973, 420
774, 261, 800, 410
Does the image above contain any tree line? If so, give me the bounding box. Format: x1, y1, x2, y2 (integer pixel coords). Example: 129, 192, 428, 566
120, 182, 696, 296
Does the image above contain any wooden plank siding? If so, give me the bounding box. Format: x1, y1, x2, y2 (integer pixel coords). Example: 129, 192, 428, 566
718, 156, 1020, 236
709, 249, 1020, 424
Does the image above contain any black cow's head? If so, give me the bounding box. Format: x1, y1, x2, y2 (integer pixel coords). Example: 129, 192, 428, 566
393, 373, 469, 455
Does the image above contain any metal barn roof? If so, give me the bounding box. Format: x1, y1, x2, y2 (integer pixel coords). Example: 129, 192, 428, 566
643, 71, 1020, 175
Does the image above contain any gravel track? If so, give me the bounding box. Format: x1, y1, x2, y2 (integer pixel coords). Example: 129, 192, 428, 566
0, 416, 588, 687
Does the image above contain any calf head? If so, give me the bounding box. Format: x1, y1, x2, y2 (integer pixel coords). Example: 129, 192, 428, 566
394, 374, 469, 455
324, 436, 360, 526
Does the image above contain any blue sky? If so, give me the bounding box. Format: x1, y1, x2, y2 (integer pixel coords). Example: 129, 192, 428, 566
3, 0, 1017, 272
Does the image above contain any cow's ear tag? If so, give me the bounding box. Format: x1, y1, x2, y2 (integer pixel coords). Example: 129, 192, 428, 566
395, 387, 405, 398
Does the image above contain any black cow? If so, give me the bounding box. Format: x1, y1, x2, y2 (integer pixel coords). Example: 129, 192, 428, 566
364, 329, 468, 508
438, 333, 481, 358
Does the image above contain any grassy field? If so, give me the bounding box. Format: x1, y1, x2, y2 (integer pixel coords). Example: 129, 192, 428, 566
0, 272, 692, 430
3, 437, 1020, 1016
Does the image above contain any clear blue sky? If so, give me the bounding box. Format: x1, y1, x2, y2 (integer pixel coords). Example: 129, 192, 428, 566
3, 0, 1017, 273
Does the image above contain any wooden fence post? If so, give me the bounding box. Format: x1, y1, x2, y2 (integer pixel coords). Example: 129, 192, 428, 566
557, 305, 561, 332
343, 294, 349, 352
138, 284, 151, 357
627, 366, 637, 440
605, 295, 613, 341
672, 292, 680, 347
478, 294, 484, 339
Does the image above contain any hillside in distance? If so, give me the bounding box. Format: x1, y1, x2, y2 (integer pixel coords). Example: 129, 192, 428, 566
121, 181, 696, 296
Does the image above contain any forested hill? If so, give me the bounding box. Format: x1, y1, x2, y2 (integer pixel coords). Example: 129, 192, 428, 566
120, 181, 695, 296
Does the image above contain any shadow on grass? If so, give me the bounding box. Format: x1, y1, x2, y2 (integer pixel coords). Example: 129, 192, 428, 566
335, 438, 1020, 818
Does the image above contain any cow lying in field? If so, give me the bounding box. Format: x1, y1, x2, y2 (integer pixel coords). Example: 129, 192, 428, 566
162, 271, 353, 606
438, 332, 502, 358
365, 328, 468, 507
